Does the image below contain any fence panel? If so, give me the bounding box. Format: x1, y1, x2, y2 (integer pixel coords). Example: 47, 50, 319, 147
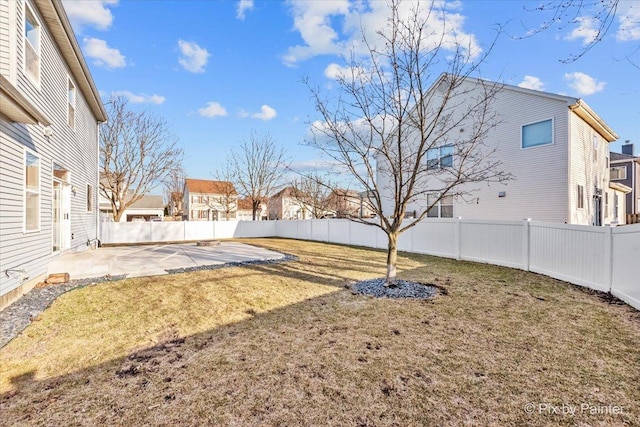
460, 220, 524, 269
99, 219, 638, 311
328, 220, 351, 245
410, 220, 457, 258
350, 222, 379, 248
185, 222, 214, 241
213, 221, 239, 239
150, 222, 184, 242
529, 223, 607, 292
295, 220, 313, 241
611, 224, 640, 310
309, 219, 329, 242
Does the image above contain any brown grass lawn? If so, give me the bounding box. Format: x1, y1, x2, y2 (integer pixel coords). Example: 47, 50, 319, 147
1, 238, 639, 426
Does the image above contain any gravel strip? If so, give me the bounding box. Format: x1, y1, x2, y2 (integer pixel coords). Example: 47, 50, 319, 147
0, 254, 298, 349
0, 275, 127, 349
352, 278, 438, 299
165, 253, 298, 274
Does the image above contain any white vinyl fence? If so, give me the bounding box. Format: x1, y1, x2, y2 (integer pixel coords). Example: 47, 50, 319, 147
100, 219, 640, 310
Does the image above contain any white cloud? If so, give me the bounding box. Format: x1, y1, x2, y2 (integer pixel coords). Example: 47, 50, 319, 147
564, 72, 606, 95
83, 37, 125, 68
251, 105, 277, 121
198, 102, 228, 118
324, 63, 357, 79
236, 0, 254, 20
517, 75, 545, 91
63, 0, 117, 31
617, 3, 640, 41
112, 91, 165, 105
177, 40, 210, 73
323, 62, 374, 85
237, 109, 250, 118
283, 1, 480, 66
565, 16, 599, 45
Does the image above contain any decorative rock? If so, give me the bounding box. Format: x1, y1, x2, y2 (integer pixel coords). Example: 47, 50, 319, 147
352, 278, 437, 299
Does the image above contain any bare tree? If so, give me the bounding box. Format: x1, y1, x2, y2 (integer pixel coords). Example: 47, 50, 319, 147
164, 169, 185, 219
101, 96, 184, 222
212, 165, 239, 220
306, 1, 509, 283
290, 171, 335, 219
229, 131, 288, 220
522, 0, 638, 67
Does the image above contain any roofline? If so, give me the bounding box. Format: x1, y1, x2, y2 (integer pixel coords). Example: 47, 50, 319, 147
568, 99, 618, 142
0, 74, 51, 125
610, 158, 640, 165
438, 72, 578, 104
437, 73, 618, 143
609, 181, 632, 193
35, 0, 107, 122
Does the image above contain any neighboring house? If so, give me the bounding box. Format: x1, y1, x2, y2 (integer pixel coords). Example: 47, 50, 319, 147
0, 0, 107, 309
268, 187, 314, 220
378, 75, 626, 226
183, 178, 237, 221
327, 189, 375, 218
237, 197, 267, 221
99, 192, 164, 222
610, 142, 640, 220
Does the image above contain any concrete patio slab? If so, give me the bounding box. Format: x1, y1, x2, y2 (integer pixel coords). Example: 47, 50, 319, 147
47, 242, 285, 280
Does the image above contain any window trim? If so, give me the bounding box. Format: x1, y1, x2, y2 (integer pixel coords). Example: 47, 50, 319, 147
521, 118, 554, 149
426, 144, 454, 170
427, 194, 454, 218
610, 166, 627, 181
23, 0, 42, 88
68, 76, 76, 130
577, 184, 585, 210
24, 148, 41, 233
86, 183, 93, 212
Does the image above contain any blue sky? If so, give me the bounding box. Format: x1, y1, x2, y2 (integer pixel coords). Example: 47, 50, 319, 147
62, 0, 639, 186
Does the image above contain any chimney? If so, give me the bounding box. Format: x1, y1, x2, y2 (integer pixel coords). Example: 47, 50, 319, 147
621, 140, 634, 156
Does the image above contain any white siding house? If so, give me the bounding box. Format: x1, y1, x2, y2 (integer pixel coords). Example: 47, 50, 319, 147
0, 0, 106, 309
378, 75, 622, 226
183, 178, 238, 221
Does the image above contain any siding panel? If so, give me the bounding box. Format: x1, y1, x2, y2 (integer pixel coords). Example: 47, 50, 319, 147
1, 0, 101, 302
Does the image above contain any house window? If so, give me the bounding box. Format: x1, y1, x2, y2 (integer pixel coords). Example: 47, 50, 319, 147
24, 3, 41, 84
604, 192, 609, 218
522, 119, 553, 149
426, 145, 454, 169
610, 166, 626, 181
593, 135, 598, 161
427, 194, 454, 218
192, 195, 201, 204
24, 150, 40, 232
577, 185, 584, 209
68, 78, 76, 129
87, 184, 93, 212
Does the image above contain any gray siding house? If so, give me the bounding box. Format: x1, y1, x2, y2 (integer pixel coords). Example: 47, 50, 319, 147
0, 0, 107, 309
610, 143, 639, 217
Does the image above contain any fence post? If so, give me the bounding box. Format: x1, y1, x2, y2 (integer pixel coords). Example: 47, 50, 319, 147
522, 219, 531, 271
454, 217, 461, 260
604, 225, 613, 293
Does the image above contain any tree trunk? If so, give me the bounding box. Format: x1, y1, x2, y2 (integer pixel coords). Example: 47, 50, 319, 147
386, 232, 398, 284
113, 210, 123, 222
252, 201, 259, 221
